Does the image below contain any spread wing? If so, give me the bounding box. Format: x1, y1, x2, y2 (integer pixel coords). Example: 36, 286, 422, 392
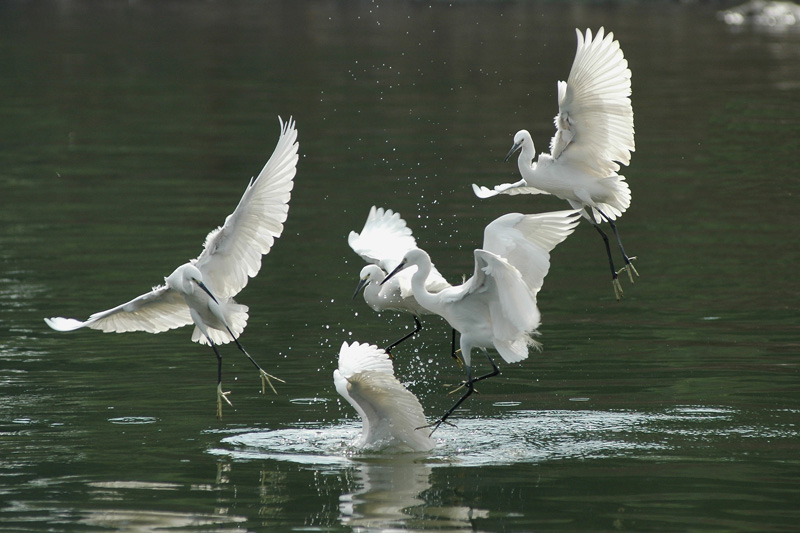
349, 207, 451, 298
483, 210, 580, 295
348, 206, 417, 273
44, 285, 192, 334
550, 27, 635, 177
193, 117, 298, 299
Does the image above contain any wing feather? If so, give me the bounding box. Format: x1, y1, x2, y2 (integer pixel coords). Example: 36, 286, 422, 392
348, 206, 417, 273
335, 341, 434, 452
194, 117, 298, 298
483, 210, 580, 294
551, 28, 635, 177
44, 286, 192, 334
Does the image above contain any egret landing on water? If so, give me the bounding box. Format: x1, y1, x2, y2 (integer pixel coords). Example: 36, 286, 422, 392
472, 28, 637, 300
44, 117, 299, 418
334, 341, 434, 452
349, 206, 452, 356
383, 210, 580, 433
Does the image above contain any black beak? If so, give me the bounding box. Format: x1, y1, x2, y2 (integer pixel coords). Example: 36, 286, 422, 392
504, 141, 522, 162
381, 260, 406, 286
194, 279, 219, 304
353, 277, 369, 300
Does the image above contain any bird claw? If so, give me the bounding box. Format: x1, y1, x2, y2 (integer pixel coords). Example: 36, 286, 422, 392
450, 349, 464, 369
259, 369, 285, 396
612, 277, 624, 301
620, 257, 639, 283
417, 417, 457, 436
217, 384, 233, 419
447, 380, 478, 396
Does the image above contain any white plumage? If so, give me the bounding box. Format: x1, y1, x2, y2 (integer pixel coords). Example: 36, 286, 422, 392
44, 116, 299, 417
334, 341, 434, 452
383, 210, 580, 430
349, 206, 451, 353
472, 28, 637, 298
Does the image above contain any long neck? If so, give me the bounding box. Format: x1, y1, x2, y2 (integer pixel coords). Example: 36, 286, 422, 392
409, 257, 441, 314
518, 140, 537, 173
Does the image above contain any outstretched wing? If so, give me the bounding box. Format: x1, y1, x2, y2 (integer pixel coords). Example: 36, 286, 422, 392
348, 206, 417, 273
194, 117, 298, 299
550, 28, 634, 177
44, 285, 192, 334
472, 183, 549, 199
349, 207, 451, 299
483, 210, 580, 295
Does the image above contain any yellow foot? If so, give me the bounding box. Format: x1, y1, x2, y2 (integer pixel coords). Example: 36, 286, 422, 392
618, 256, 639, 284
612, 277, 624, 301
259, 368, 285, 396
217, 383, 232, 419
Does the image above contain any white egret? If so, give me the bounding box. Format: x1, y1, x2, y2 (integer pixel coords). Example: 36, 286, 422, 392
472, 28, 637, 299
334, 341, 435, 452
44, 116, 299, 418
349, 206, 452, 355
382, 210, 580, 432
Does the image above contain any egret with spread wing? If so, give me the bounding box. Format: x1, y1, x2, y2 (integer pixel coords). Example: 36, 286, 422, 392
383, 210, 580, 432
45, 117, 299, 418
472, 28, 636, 299
349, 206, 451, 355
334, 341, 434, 452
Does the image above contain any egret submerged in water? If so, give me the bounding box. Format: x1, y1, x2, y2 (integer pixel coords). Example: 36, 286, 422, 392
334, 341, 434, 452
45, 117, 299, 418
472, 28, 637, 299
383, 210, 580, 432
349, 206, 451, 355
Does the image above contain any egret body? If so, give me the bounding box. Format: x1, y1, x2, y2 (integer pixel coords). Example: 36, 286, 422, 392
349, 206, 451, 354
45, 117, 299, 418
334, 341, 434, 452
472, 28, 636, 299
383, 210, 580, 431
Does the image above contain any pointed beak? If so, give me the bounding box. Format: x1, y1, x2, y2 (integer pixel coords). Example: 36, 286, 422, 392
504, 141, 522, 162
193, 279, 219, 304
381, 260, 406, 286
353, 277, 369, 300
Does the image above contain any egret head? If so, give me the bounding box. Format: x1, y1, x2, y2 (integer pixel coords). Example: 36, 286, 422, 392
381, 248, 426, 286
165, 264, 217, 302
353, 265, 384, 299
504, 129, 530, 162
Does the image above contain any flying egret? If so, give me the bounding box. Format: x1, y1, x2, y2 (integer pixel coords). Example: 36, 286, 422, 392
44, 116, 299, 418
472, 28, 637, 299
382, 210, 580, 432
334, 341, 435, 452
349, 206, 452, 355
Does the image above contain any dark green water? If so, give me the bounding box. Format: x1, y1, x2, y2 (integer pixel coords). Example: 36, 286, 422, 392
2, 1, 799, 530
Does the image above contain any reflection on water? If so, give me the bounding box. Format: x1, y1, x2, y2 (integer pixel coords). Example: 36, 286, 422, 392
80, 509, 246, 532
210, 406, 800, 530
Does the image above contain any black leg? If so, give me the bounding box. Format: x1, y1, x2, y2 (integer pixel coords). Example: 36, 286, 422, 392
209, 340, 223, 389
593, 223, 618, 280
427, 350, 500, 435
385, 315, 422, 356
225, 327, 284, 395
597, 208, 639, 285
208, 339, 232, 419
449, 328, 461, 366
